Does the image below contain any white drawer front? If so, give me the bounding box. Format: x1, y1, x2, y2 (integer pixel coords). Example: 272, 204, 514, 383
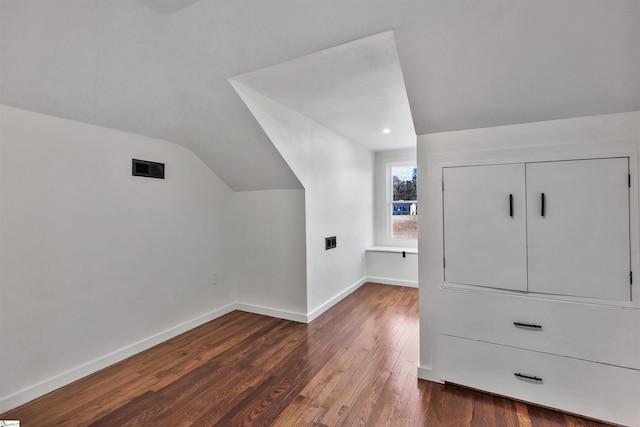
439, 288, 640, 369
440, 335, 640, 427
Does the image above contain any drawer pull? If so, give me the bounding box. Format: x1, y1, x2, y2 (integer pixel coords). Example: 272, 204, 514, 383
515, 372, 543, 382
513, 322, 542, 329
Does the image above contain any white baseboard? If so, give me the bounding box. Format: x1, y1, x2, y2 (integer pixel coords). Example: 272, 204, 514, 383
236, 278, 415, 324
306, 277, 368, 322
365, 276, 418, 288
234, 303, 308, 323
0, 303, 236, 414
1, 280, 416, 413
417, 366, 443, 383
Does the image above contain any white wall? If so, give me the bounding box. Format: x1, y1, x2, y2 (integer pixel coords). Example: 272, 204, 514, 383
231, 82, 374, 318
366, 249, 418, 288
417, 111, 640, 382
0, 105, 235, 411
232, 189, 308, 322
303, 137, 374, 317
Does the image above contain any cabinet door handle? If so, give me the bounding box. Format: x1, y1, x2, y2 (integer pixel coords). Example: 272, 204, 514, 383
513, 322, 542, 329
515, 372, 543, 382
541, 193, 546, 217
509, 194, 514, 218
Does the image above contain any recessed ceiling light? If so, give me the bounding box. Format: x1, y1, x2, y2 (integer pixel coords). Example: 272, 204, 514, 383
382, 128, 391, 134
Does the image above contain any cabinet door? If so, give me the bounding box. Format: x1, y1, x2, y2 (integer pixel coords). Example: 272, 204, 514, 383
443, 164, 527, 291
526, 158, 630, 301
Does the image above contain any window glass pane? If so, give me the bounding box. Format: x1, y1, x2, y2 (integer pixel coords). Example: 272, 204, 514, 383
391, 165, 417, 239
392, 166, 417, 201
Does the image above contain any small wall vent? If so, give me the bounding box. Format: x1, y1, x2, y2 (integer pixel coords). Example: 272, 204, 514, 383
132, 159, 164, 179
325, 236, 337, 250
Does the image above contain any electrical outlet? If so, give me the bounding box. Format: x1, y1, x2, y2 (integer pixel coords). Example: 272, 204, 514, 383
211, 272, 218, 285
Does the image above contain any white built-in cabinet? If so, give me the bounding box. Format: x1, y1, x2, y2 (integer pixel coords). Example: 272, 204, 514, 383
438, 156, 640, 427
443, 157, 631, 301
526, 158, 630, 300
443, 163, 528, 292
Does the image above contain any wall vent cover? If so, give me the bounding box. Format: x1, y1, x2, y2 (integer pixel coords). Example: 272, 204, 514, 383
132, 159, 164, 179
325, 236, 337, 250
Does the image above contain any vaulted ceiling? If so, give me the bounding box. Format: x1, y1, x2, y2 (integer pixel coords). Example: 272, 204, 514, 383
1, 0, 639, 191
230, 31, 416, 152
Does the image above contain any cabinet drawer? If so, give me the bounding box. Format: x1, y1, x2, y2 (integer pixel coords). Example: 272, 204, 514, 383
440, 335, 640, 427
439, 288, 640, 369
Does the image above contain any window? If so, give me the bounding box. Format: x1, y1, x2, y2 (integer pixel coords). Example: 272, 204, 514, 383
375, 150, 418, 247
389, 163, 418, 240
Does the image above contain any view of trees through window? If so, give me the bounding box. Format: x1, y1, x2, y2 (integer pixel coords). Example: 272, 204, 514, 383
391, 165, 417, 239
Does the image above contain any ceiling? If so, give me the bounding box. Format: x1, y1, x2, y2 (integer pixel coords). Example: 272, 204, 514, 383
1, 0, 639, 191
230, 31, 416, 152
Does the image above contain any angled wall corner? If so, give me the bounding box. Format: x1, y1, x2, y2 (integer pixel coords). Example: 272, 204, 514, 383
229, 30, 416, 316
231, 188, 308, 320
229, 80, 374, 317
229, 81, 310, 187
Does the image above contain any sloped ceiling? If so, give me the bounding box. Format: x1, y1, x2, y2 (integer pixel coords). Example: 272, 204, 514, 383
1, 0, 639, 191
231, 31, 416, 152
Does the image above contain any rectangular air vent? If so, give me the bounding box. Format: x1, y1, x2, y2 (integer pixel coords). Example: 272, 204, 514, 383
325, 236, 337, 250
132, 159, 164, 179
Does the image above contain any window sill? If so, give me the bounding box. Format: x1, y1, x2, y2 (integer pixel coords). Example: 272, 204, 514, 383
366, 246, 418, 255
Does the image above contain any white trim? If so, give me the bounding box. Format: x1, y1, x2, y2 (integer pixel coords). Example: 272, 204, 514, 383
307, 278, 419, 323
366, 246, 418, 254
375, 149, 418, 248
366, 276, 418, 288
417, 366, 442, 383
386, 161, 418, 245
0, 278, 411, 413
235, 303, 308, 324
0, 303, 237, 413
306, 277, 368, 322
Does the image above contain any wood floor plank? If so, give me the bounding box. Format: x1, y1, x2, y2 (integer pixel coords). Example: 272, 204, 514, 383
1, 283, 611, 427
470, 390, 498, 426
529, 403, 580, 427
491, 395, 525, 427
516, 401, 534, 427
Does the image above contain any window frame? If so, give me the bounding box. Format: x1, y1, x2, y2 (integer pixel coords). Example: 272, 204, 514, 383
375, 150, 418, 248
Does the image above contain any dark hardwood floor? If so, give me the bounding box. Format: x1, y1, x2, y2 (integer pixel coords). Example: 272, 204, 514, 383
1, 283, 610, 426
